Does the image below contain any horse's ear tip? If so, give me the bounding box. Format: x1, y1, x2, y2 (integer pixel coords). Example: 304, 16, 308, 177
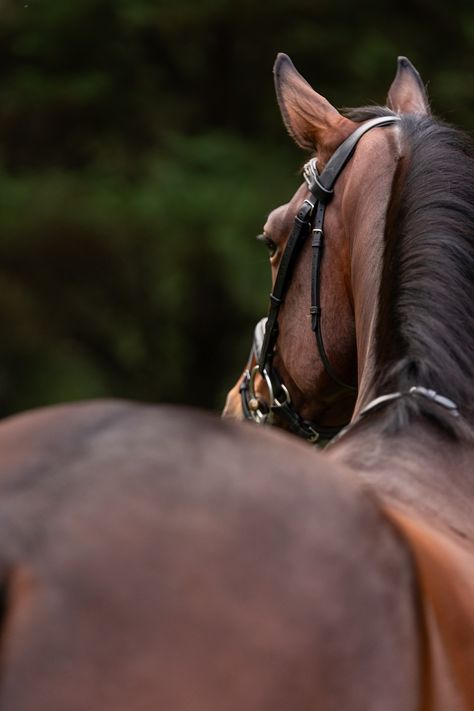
397, 56, 416, 73
274, 53, 293, 77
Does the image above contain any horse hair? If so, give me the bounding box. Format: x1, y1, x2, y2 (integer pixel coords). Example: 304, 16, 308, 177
344, 107, 474, 441
385, 115, 474, 438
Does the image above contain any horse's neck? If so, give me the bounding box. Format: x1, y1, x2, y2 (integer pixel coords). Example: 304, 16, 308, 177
335, 125, 474, 540
348, 117, 474, 432
342, 128, 401, 418
328, 422, 474, 544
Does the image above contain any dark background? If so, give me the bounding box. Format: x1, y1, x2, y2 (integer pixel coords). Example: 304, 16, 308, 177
0, 0, 473, 416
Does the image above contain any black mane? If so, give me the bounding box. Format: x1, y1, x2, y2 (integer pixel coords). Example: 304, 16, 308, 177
373, 113, 474, 440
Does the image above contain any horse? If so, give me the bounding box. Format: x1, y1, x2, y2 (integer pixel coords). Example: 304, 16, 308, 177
0, 55, 471, 710
224, 53, 474, 707
0, 55, 419, 706
0, 401, 424, 711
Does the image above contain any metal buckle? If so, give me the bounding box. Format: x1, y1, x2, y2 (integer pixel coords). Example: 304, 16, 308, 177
247, 365, 273, 424
273, 383, 291, 408
306, 426, 320, 443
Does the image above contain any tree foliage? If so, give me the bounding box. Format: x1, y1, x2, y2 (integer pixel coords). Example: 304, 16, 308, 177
0, 0, 472, 414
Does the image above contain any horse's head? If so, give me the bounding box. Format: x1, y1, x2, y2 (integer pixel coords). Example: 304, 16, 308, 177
223, 55, 429, 444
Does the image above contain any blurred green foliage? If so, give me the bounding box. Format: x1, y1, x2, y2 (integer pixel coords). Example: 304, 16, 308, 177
0, 0, 472, 414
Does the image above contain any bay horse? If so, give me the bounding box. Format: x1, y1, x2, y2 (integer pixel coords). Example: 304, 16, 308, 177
0, 400, 421, 710
224, 54, 474, 706
0, 56, 471, 710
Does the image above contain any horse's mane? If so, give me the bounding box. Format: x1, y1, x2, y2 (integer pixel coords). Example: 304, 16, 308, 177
346, 107, 474, 441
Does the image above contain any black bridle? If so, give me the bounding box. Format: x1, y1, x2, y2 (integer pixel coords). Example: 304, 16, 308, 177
240, 115, 400, 443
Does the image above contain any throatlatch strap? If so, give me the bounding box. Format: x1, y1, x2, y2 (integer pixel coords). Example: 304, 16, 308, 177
310, 201, 325, 332
309, 199, 357, 390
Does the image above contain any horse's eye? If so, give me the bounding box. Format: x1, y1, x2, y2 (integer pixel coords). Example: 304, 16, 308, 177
256, 233, 277, 258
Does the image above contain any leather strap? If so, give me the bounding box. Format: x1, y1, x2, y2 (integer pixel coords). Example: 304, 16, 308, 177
258, 199, 314, 372
359, 386, 459, 419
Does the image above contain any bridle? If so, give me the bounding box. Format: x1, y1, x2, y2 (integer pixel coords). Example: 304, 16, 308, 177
240, 115, 401, 444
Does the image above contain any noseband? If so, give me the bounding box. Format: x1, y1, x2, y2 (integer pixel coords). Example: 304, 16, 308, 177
241, 115, 401, 443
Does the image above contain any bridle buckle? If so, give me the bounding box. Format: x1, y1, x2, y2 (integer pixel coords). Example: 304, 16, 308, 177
246, 364, 274, 424
306, 426, 320, 444
273, 382, 291, 408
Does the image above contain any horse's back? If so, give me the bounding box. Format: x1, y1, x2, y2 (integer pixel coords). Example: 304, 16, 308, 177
0, 401, 420, 711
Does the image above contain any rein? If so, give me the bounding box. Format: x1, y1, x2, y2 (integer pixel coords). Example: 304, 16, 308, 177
359, 386, 459, 419
241, 116, 401, 443
326, 386, 460, 447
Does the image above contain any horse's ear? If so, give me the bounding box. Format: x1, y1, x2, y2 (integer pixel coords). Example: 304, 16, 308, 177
274, 54, 355, 158
387, 56, 430, 115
